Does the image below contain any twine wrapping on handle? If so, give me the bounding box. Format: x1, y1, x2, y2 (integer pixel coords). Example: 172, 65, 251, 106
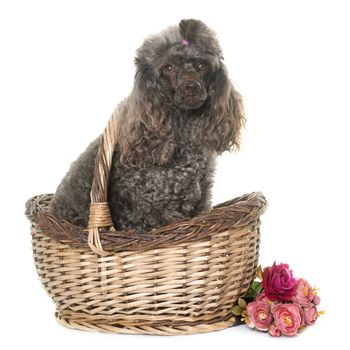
87, 108, 119, 256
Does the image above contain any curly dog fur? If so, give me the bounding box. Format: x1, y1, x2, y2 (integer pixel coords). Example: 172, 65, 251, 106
49, 19, 245, 233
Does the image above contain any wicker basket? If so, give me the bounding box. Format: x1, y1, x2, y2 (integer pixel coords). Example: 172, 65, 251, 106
25, 111, 267, 335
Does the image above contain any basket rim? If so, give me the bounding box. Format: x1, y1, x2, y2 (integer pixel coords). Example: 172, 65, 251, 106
26, 191, 267, 253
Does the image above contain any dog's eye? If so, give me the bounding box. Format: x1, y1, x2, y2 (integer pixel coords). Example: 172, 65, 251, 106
163, 64, 175, 73
198, 62, 208, 71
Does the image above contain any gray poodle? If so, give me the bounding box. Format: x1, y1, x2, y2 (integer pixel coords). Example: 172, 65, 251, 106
49, 19, 245, 233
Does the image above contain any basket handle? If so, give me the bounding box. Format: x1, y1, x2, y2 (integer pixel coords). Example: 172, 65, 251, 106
87, 109, 119, 256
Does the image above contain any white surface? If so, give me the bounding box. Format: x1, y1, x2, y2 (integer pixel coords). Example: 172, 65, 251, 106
0, 0, 348, 348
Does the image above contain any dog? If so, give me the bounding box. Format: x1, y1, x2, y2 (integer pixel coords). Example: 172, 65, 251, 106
48, 19, 245, 233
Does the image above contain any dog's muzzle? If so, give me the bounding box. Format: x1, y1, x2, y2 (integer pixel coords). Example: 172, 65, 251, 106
184, 80, 202, 96
175, 79, 207, 109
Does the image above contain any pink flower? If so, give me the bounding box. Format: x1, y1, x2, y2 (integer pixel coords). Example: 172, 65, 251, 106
273, 303, 303, 336
256, 292, 271, 304
261, 262, 297, 302
270, 301, 282, 314
303, 305, 319, 325
313, 295, 321, 305
293, 278, 314, 306
268, 323, 281, 337
246, 301, 274, 331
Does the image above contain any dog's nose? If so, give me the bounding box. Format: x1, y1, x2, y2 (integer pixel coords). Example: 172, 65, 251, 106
184, 80, 202, 95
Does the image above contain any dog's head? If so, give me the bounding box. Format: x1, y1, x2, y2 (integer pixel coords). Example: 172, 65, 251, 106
159, 52, 211, 111
135, 19, 227, 111
119, 19, 245, 167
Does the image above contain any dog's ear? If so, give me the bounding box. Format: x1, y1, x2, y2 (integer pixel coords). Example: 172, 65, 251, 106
179, 19, 206, 40
117, 59, 176, 168
179, 19, 222, 57
191, 62, 245, 153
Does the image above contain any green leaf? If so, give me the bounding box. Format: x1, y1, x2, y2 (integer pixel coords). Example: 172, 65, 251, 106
252, 281, 263, 294
256, 265, 263, 280
238, 298, 246, 309
231, 305, 242, 316
244, 280, 263, 299
244, 289, 255, 299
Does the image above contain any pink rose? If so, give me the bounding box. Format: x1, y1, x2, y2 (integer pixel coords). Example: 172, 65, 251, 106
246, 301, 273, 331
293, 278, 314, 306
262, 262, 297, 301
256, 292, 271, 304
268, 323, 281, 337
303, 305, 318, 325
270, 301, 282, 314
272, 303, 303, 336
313, 295, 321, 305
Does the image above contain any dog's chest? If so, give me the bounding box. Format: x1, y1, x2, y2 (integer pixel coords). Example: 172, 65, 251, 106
107, 146, 214, 231
110, 147, 212, 203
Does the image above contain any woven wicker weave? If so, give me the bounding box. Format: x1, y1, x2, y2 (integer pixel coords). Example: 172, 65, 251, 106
25, 110, 267, 335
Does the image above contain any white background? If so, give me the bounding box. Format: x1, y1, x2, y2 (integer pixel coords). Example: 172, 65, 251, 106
1, 0, 349, 348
